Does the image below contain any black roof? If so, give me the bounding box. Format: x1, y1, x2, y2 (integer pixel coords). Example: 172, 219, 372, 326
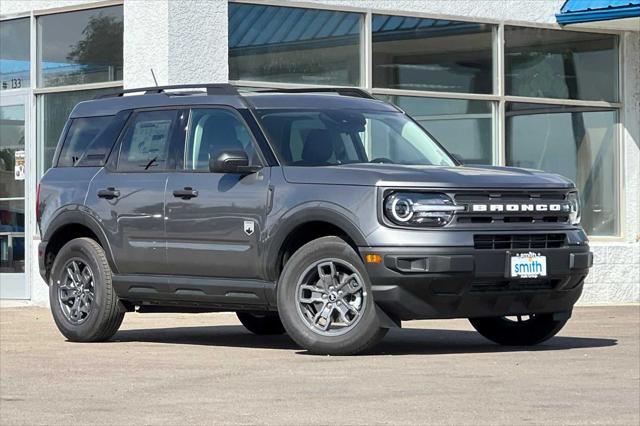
69, 84, 397, 118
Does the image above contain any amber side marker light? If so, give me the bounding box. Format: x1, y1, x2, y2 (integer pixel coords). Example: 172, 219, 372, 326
365, 254, 383, 264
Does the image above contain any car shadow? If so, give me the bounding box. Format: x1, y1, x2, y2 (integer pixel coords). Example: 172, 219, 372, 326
111, 325, 617, 356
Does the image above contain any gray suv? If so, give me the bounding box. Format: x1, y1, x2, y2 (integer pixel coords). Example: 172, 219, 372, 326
38, 84, 592, 355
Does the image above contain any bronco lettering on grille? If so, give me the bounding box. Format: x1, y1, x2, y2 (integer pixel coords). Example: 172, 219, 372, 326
471, 203, 570, 213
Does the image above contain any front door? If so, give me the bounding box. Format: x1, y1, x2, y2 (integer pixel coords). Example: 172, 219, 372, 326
0, 93, 29, 299
165, 107, 270, 279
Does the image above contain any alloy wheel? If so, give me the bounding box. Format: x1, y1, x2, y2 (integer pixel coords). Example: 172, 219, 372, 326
57, 259, 95, 325
295, 258, 367, 336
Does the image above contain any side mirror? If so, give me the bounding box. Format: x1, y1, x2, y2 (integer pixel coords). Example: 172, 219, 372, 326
210, 150, 262, 174
451, 153, 464, 165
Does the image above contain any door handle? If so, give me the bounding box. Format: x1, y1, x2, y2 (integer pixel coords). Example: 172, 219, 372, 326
97, 187, 120, 199
173, 187, 198, 200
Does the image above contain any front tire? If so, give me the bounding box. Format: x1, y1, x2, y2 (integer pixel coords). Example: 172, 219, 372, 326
277, 236, 387, 355
237, 312, 285, 335
469, 314, 568, 346
49, 238, 124, 342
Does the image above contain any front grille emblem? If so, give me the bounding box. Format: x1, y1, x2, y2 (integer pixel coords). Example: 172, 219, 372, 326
470, 203, 570, 213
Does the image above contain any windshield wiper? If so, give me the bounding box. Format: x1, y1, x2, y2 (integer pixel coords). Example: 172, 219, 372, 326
143, 156, 158, 170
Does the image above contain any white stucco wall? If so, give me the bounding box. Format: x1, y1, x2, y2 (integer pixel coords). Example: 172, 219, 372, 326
123, 0, 170, 88
123, 0, 227, 88
0, 0, 105, 15
167, 0, 228, 85
3, 0, 639, 306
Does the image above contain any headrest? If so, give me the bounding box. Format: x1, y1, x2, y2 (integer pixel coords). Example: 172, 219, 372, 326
301, 129, 333, 165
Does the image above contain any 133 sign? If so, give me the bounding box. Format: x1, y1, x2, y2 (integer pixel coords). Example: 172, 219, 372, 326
2, 78, 23, 90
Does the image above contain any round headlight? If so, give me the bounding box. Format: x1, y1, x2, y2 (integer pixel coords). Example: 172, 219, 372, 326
390, 197, 414, 222
384, 192, 462, 227
568, 192, 581, 225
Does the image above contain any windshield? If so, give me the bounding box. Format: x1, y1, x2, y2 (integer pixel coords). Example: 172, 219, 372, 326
255, 109, 455, 167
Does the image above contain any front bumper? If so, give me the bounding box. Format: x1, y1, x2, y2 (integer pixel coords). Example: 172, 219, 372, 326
359, 245, 592, 321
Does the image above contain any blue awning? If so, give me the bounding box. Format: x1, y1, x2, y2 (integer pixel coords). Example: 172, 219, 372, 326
556, 0, 640, 25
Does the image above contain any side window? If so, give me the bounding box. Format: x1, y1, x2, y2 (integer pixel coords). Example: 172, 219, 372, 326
58, 116, 113, 167
184, 108, 257, 171
117, 110, 178, 172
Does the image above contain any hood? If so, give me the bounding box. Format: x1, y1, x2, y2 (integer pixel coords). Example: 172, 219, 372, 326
282, 164, 575, 189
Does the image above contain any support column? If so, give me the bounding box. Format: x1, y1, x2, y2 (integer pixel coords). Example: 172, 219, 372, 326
123, 0, 228, 89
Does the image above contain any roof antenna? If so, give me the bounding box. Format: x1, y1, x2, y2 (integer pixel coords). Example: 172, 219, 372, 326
150, 68, 159, 87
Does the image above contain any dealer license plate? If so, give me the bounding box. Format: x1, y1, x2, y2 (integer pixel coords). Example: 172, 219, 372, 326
510, 253, 547, 278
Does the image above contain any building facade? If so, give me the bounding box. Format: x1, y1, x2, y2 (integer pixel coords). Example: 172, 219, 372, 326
1, 0, 638, 306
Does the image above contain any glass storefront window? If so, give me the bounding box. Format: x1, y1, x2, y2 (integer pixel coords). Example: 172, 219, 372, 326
506, 103, 618, 236
37, 88, 120, 177
0, 18, 30, 90
505, 26, 618, 102
380, 95, 493, 164
0, 104, 25, 199
229, 3, 362, 86
372, 15, 494, 93
37, 6, 123, 87
0, 102, 25, 275
0, 200, 25, 273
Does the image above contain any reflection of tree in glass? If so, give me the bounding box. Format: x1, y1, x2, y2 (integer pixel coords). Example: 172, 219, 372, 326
66, 13, 123, 69
0, 150, 14, 171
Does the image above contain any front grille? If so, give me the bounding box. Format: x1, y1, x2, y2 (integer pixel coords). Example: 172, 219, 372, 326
473, 233, 566, 250
452, 190, 571, 228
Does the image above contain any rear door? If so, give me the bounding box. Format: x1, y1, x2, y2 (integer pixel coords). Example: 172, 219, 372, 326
86, 108, 186, 275
164, 107, 270, 279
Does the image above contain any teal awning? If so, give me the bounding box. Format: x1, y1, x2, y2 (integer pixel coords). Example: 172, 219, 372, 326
556, 0, 640, 24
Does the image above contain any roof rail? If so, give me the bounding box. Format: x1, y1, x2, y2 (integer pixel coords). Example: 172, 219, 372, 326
96, 83, 239, 99
253, 87, 376, 99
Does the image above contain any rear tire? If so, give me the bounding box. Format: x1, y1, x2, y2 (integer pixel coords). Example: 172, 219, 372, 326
277, 236, 387, 355
237, 312, 285, 335
469, 314, 568, 346
49, 238, 124, 342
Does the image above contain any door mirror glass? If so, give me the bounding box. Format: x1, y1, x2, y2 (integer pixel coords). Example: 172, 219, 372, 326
210, 150, 261, 174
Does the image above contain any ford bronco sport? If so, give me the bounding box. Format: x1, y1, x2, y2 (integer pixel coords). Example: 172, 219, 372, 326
38, 84, 592, 355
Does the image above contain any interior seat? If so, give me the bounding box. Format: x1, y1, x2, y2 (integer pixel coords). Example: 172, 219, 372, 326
293, 129, 334, 166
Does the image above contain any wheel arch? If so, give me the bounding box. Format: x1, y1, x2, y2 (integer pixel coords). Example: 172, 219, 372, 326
42, 210, 117, 281
265, 203, 368, 282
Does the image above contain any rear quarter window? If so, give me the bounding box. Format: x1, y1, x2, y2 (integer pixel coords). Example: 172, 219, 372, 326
57, 116, 115, 167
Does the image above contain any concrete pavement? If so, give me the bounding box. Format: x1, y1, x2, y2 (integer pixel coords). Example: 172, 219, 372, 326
1, 305, 638, 425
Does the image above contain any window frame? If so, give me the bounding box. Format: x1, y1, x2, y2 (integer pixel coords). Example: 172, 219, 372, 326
370, 14, 496, 95
0, 17, 31, 91
505, 103, 621, 237
228, 2, 364, 87
110, 107, 184, 174
175, 105, 268, 173
503, 25, 620, 103
229, 1, 624, 239
55, 114, 118, 168
35, 4, 124, 89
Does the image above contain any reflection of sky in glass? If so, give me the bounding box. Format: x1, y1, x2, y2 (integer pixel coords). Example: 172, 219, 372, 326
0, 60, 29, 74
229, 3, 360, 49
1, 60, 91, 74
0, 105, 24, 121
